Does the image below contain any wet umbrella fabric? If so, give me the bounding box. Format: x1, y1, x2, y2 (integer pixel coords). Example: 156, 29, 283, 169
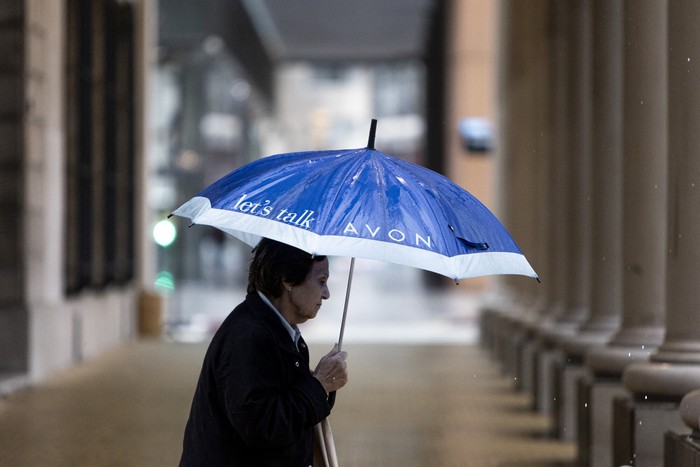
171, 147, 537, 282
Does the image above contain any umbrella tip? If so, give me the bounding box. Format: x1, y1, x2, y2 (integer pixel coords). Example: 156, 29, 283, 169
367, 119, 377, 149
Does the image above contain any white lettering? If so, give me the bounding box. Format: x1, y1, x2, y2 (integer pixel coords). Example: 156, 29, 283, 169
342, 222, 433, 249
388, 229, 406, 243
239, 201, 254, 212
232, 194, 247, 209
343, 222, 359, 235
260, 201, 272, 216
364, 225, 380, 238
415, 233, 432, 249
300, 211, 316, 229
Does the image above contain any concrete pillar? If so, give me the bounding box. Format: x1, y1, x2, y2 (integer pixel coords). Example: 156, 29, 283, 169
488, 0, 551, 384
585, 0, 668, 382
586, 0, 670, 462
611, 0, 669, 352
481, 0, 549, 379
548, 0, 595, 441
621, 1, 700, 465
576, 0, 624, 341
530, 0, 571, 416
560, 0, 592, 329
530, 0, 593, 436
575, 1, 625, 464
478, 0, 518, 359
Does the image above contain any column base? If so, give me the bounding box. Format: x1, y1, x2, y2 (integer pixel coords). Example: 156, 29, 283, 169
528, 322, 574, 415
551, 330, 614, 442
586, 345, 653, 376
613, 395, 688, 467
615, 357, 700, 465
664, 430, 700, 467
560, 330, 615, 360
578, 374, 630, 467
681, 390, 700, 433
582, 345, 654, 466
534, 342, 563, 416
518, 332, 537, 393
624, 362, 700, 398
608, 326, 665, 348
553, 358, 587, 440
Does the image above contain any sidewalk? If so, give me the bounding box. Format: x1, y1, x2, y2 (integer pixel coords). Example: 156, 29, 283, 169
0, 339, 575, 466
0, 261, 574, 466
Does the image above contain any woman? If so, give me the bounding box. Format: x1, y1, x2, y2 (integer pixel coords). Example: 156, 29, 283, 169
180, 238, 349, 466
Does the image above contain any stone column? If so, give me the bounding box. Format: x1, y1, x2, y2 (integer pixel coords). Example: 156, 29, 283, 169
585, 0, 668, 382
478, 0, 519, 360
533, 1, 594, 437
575, 1, 624, 464
481, 0, 549, 378
562, 0, 623, 347
489, 0, 552, 385
587, 1, 670, 463
621, 1, 700, 465
575, 0, 624, 341
548, 0, 596, 441
530, 0, 571, 416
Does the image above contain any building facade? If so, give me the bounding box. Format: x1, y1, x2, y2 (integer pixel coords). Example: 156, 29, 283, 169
0, 0, 156, 391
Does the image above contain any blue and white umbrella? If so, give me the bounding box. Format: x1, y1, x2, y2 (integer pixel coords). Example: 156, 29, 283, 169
172, 121, 537, 283
171, 120, 537, 351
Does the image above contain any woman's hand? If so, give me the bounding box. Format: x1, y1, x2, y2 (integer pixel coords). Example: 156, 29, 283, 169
313, 344, 348, 393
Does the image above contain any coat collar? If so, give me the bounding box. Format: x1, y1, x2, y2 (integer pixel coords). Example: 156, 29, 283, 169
244, 293, 306, 358
256, 290, 300, 346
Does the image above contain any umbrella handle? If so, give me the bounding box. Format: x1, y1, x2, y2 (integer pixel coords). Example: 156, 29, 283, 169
328, 257, 355, 410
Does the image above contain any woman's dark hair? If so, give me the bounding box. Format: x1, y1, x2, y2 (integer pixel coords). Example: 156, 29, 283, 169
247, 238, 326, 297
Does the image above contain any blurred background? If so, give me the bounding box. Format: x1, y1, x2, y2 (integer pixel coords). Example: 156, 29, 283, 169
7, 1, 700, 465
1, 0, 506, 380
152, 0, 495, 345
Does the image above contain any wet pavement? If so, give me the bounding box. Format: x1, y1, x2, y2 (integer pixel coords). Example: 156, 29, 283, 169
0, 260, 575, 466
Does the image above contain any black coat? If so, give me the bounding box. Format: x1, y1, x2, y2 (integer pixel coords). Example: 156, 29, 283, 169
180, 293, 331, 466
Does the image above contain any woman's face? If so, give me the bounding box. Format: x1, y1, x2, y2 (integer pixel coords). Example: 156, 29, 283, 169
285, 258, 330, 324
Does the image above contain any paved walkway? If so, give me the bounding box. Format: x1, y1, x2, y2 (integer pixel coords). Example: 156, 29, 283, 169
0, 339, 575, 466
0, 261, 574, 466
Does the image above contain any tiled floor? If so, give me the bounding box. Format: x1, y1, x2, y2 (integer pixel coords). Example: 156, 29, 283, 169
0, 339, 575, 466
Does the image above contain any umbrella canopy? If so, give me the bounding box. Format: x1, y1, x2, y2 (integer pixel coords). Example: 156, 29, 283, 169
171, 124, 537, 282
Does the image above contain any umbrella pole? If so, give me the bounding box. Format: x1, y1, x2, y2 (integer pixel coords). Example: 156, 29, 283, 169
336, 257, 355, 351
328, 257, 355, 409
